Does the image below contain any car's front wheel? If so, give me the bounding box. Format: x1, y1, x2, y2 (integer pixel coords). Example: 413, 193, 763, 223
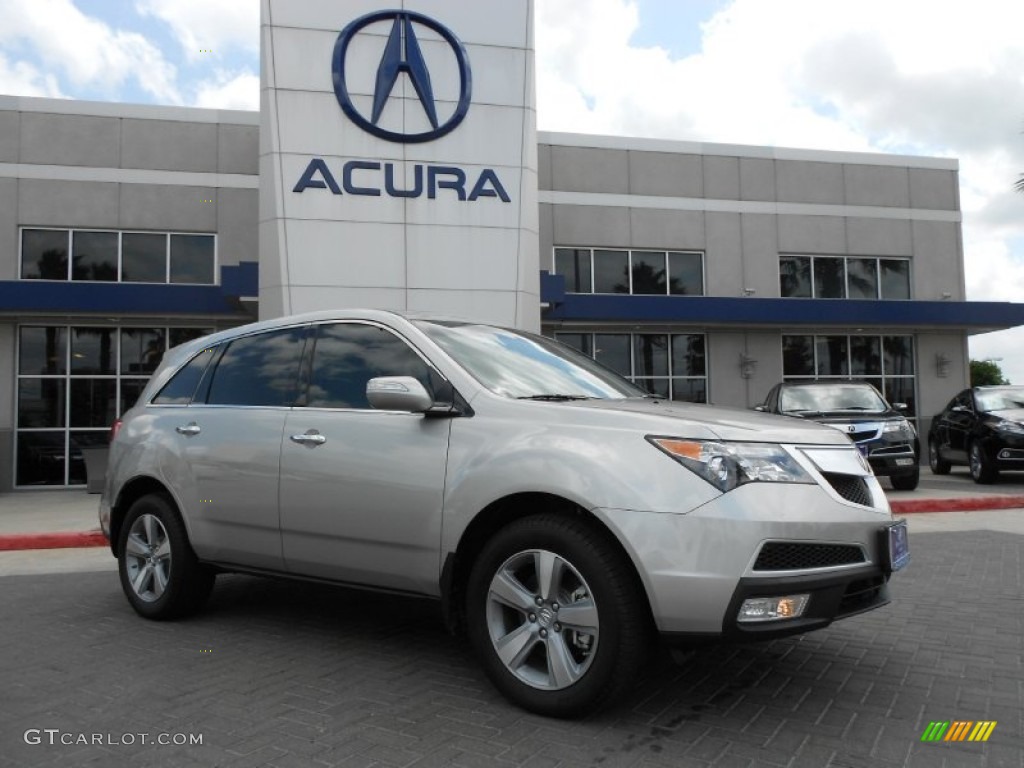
928, 438, 951, 475
466, 515, 650, 718
969, 441, 998, 484
117, 493, 214, 620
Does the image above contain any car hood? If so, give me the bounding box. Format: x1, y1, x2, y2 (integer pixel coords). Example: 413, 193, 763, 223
558, 398, 852, 445
988, 408, 1024, 422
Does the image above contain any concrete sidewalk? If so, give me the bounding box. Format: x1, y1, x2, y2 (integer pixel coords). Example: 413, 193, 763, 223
2, 485, 1024, 552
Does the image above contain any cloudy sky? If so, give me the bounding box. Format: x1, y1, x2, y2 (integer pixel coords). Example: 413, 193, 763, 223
2, 0, 1023, 380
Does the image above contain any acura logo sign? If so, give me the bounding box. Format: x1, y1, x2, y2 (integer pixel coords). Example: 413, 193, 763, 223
332, 10, 473, 143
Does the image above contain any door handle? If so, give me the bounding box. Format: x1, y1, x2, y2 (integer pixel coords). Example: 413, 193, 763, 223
175, 423, 201, 436
290, 431, 326, 446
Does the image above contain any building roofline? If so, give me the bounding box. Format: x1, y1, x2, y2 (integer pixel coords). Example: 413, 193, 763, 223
0, 94, 259, 126
538, 130, 959, 171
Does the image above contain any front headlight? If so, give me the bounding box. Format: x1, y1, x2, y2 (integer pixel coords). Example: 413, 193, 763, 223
995, 419, 1024, 434
647, 437, 815, 493
883, 418, 913, 435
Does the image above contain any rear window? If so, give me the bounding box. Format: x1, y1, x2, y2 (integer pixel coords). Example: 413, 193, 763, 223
152, 347, 217, 405
205, 328, 305, 407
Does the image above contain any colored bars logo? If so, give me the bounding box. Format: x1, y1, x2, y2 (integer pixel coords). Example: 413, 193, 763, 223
921, 721, 997, 742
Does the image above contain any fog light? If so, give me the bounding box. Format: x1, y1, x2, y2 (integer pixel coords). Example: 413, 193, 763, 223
738, 594, 810, 622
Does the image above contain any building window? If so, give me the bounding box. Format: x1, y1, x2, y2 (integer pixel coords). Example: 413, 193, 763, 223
555, 331, 707, 402
779, 256, 910, 300
20, 228, 217, 285
782, 334, 916, 416
553, 247, 704, 296
15, 324, 213, 487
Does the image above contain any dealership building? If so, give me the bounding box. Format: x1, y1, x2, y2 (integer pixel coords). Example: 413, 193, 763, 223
2, 0, 1023, 490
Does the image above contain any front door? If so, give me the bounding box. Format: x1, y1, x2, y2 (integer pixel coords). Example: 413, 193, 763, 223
279, 322, 451, 594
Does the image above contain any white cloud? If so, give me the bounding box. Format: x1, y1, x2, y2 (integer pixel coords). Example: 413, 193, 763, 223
134, 0, 259, 61
0, 0, 181, 103
193, 70, 258, 111
0, 53, 64, 98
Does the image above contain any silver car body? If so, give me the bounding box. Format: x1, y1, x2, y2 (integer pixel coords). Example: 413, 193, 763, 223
101, 309, 896, 638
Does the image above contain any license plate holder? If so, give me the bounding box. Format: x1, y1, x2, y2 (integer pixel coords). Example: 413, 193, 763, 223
881, 520, 910, 573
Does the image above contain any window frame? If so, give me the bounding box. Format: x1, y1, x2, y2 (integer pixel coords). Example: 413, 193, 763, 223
779, 254, 911, 300
19, 227, 218, 285
552, 246, 706, 297
553, 330, 709, 403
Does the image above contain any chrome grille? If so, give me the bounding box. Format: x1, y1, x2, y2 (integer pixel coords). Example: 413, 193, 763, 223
754, 542, 866, 571
849, 428, 879, 443
822, 472, 872, 506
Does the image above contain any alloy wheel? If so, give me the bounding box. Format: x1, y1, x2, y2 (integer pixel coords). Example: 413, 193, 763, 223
485, 549, 599, 691
124, 513, 172, 603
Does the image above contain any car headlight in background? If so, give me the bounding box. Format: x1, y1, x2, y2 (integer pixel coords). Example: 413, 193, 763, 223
994, 419, 1024, 434
882, 418, 914, 436
647, 437, 815, 493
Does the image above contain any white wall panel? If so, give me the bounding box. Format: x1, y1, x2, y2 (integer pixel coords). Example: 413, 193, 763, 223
261, 0, 538, 328
405, 226, 520, 291
284, 221, 406, 287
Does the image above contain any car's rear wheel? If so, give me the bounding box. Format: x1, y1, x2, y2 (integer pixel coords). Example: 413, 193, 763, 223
466, 515, 650, 718
890, 466, 919, 491
117, 493, 214, 620
968, 441, 998, 484
928, 438, 951, 475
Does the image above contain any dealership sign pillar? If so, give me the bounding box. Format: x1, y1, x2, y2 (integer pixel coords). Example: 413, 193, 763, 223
259, 0, 540, 330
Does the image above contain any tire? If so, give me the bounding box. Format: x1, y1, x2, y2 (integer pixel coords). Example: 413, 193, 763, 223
465, 515, 651, 718
968, 441, 998, 485
889, 466, 919, 491
117, 493, 215, 620
928, 438, 951, 475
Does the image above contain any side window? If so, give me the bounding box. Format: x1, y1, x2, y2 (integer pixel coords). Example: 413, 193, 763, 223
206, 327, 305, 406
307, 323, 435, 409
152, 347, 217, 405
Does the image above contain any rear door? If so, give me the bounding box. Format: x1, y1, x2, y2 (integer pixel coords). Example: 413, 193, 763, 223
941, 390, 974, 462
279, 321, 451, 594
156, 325, 305, 569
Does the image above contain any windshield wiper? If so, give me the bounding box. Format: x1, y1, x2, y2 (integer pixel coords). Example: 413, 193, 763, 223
517, 394, 593, 401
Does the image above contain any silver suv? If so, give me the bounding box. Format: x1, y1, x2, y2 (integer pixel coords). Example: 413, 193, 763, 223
100, 310, 908, 717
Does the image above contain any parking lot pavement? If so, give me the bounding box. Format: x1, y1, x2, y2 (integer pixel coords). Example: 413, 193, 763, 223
2, 527, 1022, 768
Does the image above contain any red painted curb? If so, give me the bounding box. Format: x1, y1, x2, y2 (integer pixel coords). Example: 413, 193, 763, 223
0, 530, 108, 552
890, 495, 1024, 514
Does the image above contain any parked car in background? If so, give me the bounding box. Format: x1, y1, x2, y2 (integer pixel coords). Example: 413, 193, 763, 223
927, 385, 1024, 483
101, 311, 907, 718
756, 381, 920, 490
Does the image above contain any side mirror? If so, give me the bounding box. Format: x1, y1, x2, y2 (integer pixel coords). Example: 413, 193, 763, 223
366, 376, 434, 413
753, 405, 767, 412
893, 402, 908, 411
951, 404, 969, 413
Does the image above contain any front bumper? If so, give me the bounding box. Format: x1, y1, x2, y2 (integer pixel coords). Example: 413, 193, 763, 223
864, 442, 917, 477
663, 565, 889, 644
595, 479, 896, 637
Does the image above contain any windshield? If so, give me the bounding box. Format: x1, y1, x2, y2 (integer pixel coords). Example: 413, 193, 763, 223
779, 383, 887, 414
975, 387, 1024, 412
414, 321, 644, 400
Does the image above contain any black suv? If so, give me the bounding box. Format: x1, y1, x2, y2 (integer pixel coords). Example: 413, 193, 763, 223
757, 381, 920, 490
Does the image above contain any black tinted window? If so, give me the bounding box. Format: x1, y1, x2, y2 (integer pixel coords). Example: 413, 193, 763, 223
206, 328, 304, 406
307, 324, 434, 409
153, 347, 217, 405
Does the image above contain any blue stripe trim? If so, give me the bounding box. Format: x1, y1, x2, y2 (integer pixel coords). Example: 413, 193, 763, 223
541, 285, 1024, 331
221, 261, 258, 298
0, 280, 243, 315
